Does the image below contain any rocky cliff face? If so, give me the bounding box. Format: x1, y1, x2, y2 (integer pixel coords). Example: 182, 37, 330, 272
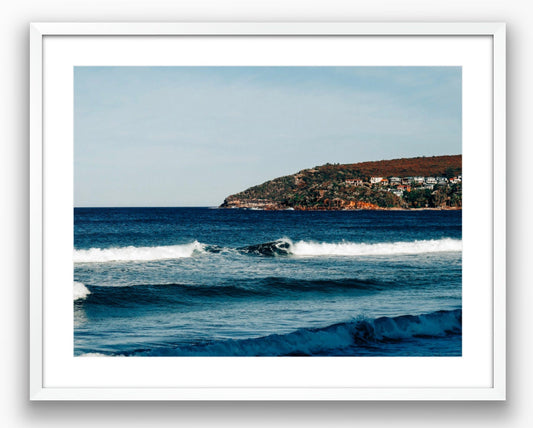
221, 198, 284, 210
221, 197, 380, 211
220, 155, 462, 210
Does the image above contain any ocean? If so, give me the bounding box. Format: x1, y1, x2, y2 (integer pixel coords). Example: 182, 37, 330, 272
74, 207, 462, 357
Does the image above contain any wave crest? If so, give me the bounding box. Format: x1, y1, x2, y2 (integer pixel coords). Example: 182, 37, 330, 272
115, 309, 461, 356
240, 238, 462, 257
74, 241, 205, 263
74, 238, 461, 263
291, 238, 462, 256
74, 281, 91, 301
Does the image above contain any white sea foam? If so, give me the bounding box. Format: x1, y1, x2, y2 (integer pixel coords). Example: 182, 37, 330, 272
73, 281, 91, 301
285, 238, 462, 257
370, 309, 462, 339
78, 352, 108, 357
74, 241, 205, 263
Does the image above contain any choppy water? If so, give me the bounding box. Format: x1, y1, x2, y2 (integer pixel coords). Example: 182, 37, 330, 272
74, 208, 462, 356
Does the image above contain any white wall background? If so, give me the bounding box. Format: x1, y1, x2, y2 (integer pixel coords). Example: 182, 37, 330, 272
0, 1, 529, 427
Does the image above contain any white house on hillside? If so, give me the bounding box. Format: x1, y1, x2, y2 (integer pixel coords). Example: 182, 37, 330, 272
345, 178, 363, 186
390, 177, 401, 184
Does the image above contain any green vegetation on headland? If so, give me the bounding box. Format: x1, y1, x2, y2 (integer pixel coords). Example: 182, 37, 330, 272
220, 155, 462, 210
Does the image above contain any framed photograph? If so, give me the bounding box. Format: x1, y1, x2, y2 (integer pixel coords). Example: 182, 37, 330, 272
30, 22, 506, 400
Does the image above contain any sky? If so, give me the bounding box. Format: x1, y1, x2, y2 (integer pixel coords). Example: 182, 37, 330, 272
74, 66, 461, 207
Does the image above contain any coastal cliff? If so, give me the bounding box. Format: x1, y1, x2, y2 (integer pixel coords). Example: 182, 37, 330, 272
220, 155, 462, 210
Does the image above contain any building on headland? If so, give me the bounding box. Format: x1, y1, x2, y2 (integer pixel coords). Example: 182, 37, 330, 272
389, 177, 401, 185
342, 173, 458, 201
345, 178, 364, 186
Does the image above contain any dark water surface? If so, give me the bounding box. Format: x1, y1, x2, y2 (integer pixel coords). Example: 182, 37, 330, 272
74, 208, 462, 356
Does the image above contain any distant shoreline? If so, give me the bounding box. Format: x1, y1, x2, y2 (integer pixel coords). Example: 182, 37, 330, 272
218, 206, 462, 212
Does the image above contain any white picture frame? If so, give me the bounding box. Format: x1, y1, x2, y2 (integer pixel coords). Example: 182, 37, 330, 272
30, 22, 506, 401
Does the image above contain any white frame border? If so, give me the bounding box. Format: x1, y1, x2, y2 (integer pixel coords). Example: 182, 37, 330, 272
29, 22, 506, 401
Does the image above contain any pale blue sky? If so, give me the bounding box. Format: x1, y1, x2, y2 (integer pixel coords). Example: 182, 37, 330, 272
74, 66, 461, 207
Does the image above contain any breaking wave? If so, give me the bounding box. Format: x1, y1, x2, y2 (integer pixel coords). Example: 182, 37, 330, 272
73, 241, 206, 263
96, 309, 462, 356
73, 281, 91, 301
73, 238, 461, 263
240, 238, 462, 257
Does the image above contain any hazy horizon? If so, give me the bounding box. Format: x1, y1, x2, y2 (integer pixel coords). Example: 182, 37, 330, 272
75, 66, 462, 207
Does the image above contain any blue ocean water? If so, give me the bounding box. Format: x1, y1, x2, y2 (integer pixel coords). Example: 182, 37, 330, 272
74, 208, 462, 356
